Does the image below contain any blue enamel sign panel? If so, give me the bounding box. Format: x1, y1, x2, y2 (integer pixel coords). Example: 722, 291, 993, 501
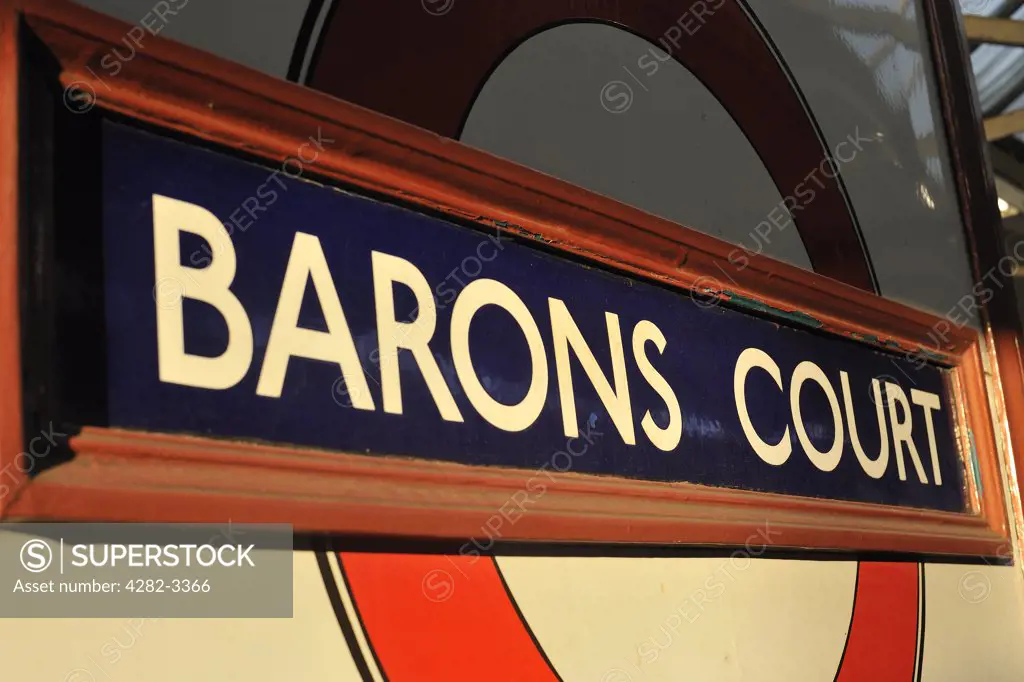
102, 122, 966, 512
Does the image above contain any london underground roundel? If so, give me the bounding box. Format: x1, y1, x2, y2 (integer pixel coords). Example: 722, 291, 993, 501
7, 0, 1016, 679
281, 2, 980, 680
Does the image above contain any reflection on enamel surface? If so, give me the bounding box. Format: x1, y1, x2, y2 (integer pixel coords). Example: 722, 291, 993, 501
460, 23, 812, 270
746, 0, 977, 321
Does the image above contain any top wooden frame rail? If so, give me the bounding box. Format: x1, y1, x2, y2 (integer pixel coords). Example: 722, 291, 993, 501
0, 0, 1016, 557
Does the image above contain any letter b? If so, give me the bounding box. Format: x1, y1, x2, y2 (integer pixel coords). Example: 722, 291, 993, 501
153, 194, 253, 389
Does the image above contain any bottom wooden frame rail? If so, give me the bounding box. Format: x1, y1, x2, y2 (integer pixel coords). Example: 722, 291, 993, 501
0, 427, 1007, 557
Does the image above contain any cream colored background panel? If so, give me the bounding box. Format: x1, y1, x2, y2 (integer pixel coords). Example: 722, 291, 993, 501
0, 551, 359, 682
497, 555, 856, 682
921, 563, 1024, 682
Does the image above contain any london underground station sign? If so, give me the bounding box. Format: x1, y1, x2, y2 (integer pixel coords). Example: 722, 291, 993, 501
103, 122, 964, 513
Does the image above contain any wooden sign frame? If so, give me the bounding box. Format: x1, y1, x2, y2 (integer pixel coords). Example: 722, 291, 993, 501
0, 0, 1018, 556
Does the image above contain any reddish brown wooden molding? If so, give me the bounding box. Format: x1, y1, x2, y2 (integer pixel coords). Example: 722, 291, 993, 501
0, 0, 1011, 555
0, 2, 27, 517
5, 426, 1004, 556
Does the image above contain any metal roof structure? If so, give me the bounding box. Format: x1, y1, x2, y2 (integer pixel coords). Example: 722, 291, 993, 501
965, 0, 1024, 217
